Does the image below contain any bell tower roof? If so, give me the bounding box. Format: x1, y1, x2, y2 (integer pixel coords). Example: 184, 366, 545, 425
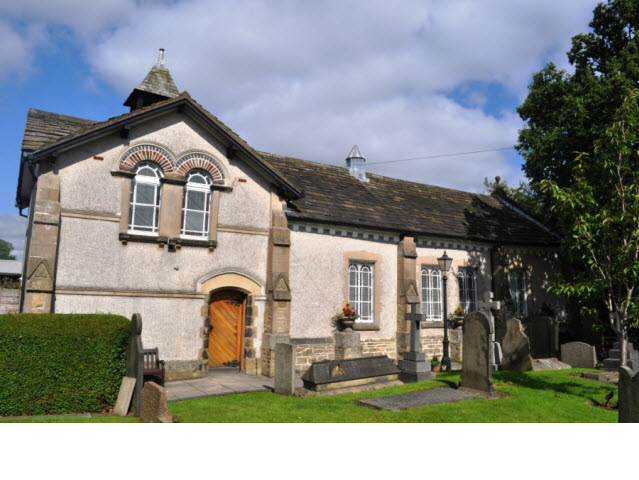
123, 48, 180, 111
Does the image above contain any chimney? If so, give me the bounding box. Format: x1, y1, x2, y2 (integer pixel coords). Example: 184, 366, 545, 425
345, 145, 369, 183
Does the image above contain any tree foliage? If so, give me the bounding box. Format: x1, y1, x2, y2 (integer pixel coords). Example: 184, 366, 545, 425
0, 239, 15, 260
541, 89, 639, 365
517, 0, 639, 224
483, 176, 540, 215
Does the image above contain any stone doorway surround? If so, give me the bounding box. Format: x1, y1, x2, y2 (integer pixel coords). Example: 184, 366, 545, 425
198, 270, 264, 375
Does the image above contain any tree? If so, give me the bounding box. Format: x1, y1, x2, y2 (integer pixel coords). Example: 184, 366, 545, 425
541, 89, 639, 367
483, 176, 540, 215
0, 239, 15, 260
517, 0, 639, 225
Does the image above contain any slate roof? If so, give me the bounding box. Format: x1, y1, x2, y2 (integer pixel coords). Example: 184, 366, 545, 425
134, 63, 180, 99
261, 152, 559, 246
22, 109, 96, 152
0, 260, 22, 276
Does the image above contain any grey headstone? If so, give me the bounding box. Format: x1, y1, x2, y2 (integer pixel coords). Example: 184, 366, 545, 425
460, 311, 496, 396
274, 343, 296, 396
114, 376, 136, 416
560, 341, 597, 368
618, 367, 639, 423
529, 316, 558, 358
126, 313, 144, 416
502, 318, 533, 371
140, 381, 173, 423
302, 356, 400, 391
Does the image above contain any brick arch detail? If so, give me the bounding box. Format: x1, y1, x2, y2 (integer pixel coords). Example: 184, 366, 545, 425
176, 153, 226, 184
120, 144, 175, 173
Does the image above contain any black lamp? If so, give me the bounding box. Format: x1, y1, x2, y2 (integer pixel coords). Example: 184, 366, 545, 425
438, 251, 453, 371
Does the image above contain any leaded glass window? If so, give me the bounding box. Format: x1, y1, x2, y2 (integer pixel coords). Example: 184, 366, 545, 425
128, 162, 163, 234
348, 263, 374, 323
510, 269, 528, 317
421, 267, 442, 321
181, 170, 212, 238
458, 268, 478, 314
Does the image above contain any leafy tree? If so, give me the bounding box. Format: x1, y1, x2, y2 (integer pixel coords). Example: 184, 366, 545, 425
482, 176, 540, 215
541, 89, 639, 366
0, 239, 15, 260
517, 0, 639, 225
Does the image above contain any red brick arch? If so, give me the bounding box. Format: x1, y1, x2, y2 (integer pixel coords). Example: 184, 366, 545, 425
120, 144, 175, 173
176, 153, 226, 184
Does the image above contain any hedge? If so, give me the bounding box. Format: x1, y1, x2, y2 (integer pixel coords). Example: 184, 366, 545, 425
0, 313, 130, 417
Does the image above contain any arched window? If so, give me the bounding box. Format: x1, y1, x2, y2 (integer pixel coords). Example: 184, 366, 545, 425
510, 269, 528, 317
128, 162, 163, 234
421, 267, 442, 321
181, 170, 213, 238
348, 263, 374, 323
458, 268, 478, 313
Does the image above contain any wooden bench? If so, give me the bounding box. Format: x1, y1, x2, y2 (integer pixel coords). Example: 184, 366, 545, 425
142, 348, 165, 387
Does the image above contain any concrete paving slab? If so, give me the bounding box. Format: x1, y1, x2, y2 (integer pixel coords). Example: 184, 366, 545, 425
358, 387, 479, 412
165, 369, 275, 401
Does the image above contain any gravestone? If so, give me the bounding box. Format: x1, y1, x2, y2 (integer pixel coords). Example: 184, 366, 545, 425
126, 313, 144, 416
478, 292, 503, 370
301, 356, 400, 392
529, 316, 558, 358
398, 303, 435, 382
618, 367, 639, 423
113, 376, 137, 417
140, 381, 173, 423
501, 318, 533, 371
274, 343, 296, 396
460, 311, 496, 397
560, 341, 597, 369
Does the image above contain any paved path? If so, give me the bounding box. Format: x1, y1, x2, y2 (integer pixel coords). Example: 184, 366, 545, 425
166, 369, 275, 402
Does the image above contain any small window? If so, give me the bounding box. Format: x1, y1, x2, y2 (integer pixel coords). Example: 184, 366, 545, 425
510, 269, 528, 317
181, 170, 213, 238
348, 263, 374, 323
458, 268, 478, 314
421, 267, 442, 321
128, 162, 163, 234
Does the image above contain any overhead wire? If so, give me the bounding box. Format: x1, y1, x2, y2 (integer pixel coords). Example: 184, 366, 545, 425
365, 146, 515, 167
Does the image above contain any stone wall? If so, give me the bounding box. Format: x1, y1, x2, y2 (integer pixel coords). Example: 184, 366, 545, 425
0, 288, 20, 314
361, 337, 397, 360
292, 337, 335, 373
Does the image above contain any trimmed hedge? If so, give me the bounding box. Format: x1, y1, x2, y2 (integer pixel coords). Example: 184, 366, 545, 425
0, 313, 130, 417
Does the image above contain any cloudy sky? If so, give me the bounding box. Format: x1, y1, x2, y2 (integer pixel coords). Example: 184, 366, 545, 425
0, 0, 601, 259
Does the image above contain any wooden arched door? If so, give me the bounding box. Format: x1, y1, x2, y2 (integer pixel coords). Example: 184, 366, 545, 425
208, 289, 245, 368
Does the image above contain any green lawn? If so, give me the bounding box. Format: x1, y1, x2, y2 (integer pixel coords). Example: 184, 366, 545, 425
168, 369, 618, 423
0, 369, 618, 423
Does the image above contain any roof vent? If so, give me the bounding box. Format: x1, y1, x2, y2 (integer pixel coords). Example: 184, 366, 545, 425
345, 145, 369, 183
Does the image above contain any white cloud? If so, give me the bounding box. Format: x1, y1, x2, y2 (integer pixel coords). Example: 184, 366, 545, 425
0, 214, 26, 260
0, 0, 602, 192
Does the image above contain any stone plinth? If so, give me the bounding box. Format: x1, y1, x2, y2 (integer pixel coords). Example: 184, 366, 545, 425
274, 343, 296, 396
334, 330, 362, 360
398, 351, 436, 383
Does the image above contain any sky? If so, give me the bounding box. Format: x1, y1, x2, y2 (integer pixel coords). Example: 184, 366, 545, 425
0, 0, 602, 260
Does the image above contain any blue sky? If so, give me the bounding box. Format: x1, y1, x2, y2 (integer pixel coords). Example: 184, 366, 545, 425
0, 0, 600, 259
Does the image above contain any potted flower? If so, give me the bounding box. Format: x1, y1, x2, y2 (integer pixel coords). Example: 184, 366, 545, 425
448, 304, 466, 329
332, 303, 360, 330
431, 355, 441, 372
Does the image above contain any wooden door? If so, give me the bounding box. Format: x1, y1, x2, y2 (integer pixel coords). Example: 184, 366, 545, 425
208, 290, 245, 368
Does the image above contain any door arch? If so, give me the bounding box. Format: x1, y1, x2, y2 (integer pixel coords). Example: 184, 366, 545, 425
208, 289, 246, 368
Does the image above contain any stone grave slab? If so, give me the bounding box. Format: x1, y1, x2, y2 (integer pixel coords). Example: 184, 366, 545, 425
618, 366, 639, 423
532, 358, 571, 371
359, 388, 479, 412
113, 376, 136, 416
301, 355, 400, 392
560, 341, 597, 368
460, 311, 496, 397
502, 318, 533, 371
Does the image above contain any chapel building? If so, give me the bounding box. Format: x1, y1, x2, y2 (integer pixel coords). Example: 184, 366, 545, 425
15, 50, 562, 379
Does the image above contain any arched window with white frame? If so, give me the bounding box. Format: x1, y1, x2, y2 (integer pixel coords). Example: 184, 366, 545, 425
421, 267, 442, 321
181, 170, 213, 238
348, 262, 374, 323
458, 268, 478, 314
128, 161, 163, 234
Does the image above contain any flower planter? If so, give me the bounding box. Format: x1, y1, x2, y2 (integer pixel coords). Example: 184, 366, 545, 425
431, 365, 441, 372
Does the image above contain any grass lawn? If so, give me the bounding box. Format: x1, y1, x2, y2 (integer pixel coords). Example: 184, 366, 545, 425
168, 368, 618, 423
0, 369, 618, 423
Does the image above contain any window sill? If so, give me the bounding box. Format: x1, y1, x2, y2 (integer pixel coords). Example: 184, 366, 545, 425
119, 233, 217, 251
352, 322, 380, 331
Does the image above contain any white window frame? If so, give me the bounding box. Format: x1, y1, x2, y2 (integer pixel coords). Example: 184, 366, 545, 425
128, 162, 163, 235
421, 267, 442, 321
348, 262, 374, 323
458, 268, 478, 314
181, 170, 213, 239
510, 269, 528, 317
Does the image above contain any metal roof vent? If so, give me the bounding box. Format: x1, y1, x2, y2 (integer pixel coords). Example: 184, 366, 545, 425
345, 145, 369, 183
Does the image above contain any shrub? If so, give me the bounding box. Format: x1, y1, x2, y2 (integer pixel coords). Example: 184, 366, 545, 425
0, 313, 130, 417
